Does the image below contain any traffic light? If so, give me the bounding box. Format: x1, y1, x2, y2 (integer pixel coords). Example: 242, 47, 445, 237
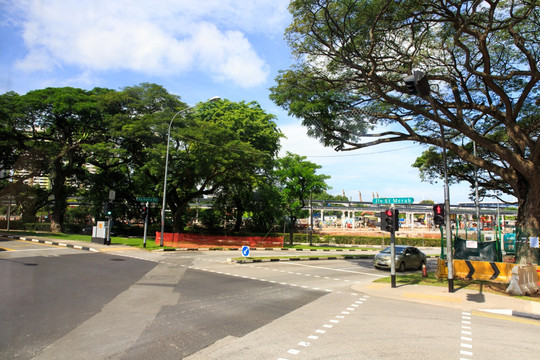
380, 209, 399, 232
104, 202, 112, 216
433, 204, 445, 226
141, 206, 148, 220
403, 70, 430, 97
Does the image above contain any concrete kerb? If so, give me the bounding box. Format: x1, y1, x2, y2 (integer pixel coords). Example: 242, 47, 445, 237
1, 234, 101, 252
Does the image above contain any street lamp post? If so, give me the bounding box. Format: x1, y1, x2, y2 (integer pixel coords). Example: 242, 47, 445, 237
159, 97, 220, 246
404, 70, 453, 292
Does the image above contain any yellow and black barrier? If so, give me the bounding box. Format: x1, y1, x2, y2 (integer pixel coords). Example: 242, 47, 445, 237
453, 260, 512, 283
437, 259, 540, 284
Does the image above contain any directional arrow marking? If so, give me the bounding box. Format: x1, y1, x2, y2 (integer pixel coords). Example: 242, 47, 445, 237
489, 262, 500, 280
465, 260, 475, 279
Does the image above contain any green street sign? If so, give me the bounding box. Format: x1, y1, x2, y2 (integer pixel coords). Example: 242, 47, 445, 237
136, 196, 159, 203
372, 197, 414, 205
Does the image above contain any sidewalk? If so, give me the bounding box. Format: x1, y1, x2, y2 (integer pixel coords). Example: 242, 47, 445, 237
352, 281, 540, 321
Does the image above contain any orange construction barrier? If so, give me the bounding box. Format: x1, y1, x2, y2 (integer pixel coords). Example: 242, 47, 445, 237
156, 232, 284, 248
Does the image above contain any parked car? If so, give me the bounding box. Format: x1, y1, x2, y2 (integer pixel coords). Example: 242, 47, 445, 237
373, 245, 426, 272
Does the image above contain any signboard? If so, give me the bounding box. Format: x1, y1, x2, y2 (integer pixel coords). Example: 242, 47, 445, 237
466, 240, 478, 249
372, 197, 414, 205
136, 196, 159, 203
241, 246, 250, 257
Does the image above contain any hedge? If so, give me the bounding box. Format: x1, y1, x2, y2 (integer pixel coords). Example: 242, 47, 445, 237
282, 233, 440, 247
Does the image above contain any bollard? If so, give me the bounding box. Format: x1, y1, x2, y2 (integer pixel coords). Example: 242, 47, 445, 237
506, 266, 522, 295
524, 265, 538, 293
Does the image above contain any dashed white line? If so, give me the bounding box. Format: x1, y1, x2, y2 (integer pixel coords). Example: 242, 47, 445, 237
277, 297, 368, 360
460, 311, 473, 359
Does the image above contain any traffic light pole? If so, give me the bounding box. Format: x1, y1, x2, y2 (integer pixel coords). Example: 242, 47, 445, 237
390, 228, 396, 288
432, 98, 454, 293
390, 205, 397, 288
404, 72, 453, 292
381, 207, 398, 288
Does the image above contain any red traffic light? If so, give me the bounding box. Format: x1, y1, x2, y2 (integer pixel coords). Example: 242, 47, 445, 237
433, 204, 445, 226
385, 209, 393, 217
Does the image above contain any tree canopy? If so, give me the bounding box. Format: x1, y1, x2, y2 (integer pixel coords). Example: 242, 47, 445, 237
2, 84, 332, 235
276, 152, 330, 243
270, 0, 539, 234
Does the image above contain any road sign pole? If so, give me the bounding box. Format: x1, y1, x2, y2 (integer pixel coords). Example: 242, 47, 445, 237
390, 204, 396, 288
143, 201, 149, 248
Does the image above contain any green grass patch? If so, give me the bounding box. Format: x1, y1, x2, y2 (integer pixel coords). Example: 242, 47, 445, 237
109, 237, 175, 250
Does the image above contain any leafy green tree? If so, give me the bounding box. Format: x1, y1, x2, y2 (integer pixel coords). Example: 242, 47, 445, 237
205, 101, 283, 232
276, 152, 330, 244
2, 87, 106, 232
154, 99, 282, 232
245, 180, 285, 232
270, 0, 540, 243
82, 83, 186, 224
0, 91, 24, 174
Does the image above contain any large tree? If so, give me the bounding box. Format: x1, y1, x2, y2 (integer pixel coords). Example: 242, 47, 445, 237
270, 0, 539, 240
276, 152, 330, 244
82, 83, 186, 222
3, 87, 107, 232
145, 99, 283, 232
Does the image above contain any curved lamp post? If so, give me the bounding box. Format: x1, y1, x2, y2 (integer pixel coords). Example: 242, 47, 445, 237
403, 71, 453, 292
160, 96, 221, 246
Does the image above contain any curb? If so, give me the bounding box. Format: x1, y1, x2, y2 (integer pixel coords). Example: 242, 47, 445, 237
479, 309, 540, 321
154, 247, 374, 252
229, 254, 375, 263
2, 234, 100, 252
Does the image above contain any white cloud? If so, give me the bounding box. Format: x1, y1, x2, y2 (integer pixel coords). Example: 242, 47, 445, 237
8, 0, 288, 87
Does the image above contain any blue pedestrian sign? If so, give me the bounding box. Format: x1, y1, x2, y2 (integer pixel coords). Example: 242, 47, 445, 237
241, 246, 250, 257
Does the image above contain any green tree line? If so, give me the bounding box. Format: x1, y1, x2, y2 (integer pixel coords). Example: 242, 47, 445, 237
0, 83, 332, 234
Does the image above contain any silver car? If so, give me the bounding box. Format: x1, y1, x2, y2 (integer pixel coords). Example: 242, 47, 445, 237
373, 246, 426, 272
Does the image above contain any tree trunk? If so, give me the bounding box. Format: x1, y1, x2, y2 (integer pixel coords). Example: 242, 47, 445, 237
515, 177, 540, 264
234, 199, 244, 232
172, 203, 187, 233
49, 167, 66, 233
289, 215, 296, 245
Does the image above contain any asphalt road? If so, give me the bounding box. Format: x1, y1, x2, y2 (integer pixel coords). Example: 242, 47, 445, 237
1, 240, 538, 359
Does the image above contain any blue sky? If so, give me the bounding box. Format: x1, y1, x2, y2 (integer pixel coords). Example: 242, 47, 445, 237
0, 0, 489, 204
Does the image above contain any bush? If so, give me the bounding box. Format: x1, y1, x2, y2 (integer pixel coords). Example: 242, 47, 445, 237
22, 223, 52, 232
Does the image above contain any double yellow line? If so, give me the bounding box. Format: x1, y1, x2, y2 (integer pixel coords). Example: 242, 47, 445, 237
473, 311, 540, 325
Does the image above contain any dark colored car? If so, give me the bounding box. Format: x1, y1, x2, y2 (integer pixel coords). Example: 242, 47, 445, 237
373, 245, 426, 272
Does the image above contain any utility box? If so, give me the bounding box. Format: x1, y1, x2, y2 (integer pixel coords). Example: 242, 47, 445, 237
91, 221, 109, 245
